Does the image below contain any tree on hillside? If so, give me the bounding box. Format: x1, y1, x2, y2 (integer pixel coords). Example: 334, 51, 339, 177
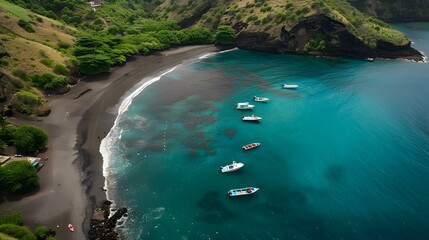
0, 139, 6, 154
214, 25, 236, 45
0, 161, 39, 194
0, 211, 23, 226
13, 125, 48, 154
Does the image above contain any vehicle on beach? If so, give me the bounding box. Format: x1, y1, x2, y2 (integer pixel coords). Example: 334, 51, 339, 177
68, 224, 74, 232
242, 142, 261, 150
282, 84, 299, 89
253, 96, 269, 102
228, 187, 259, 197
220, 161, 244, 173
236, 102, 255, 110
242, 115, 262, 121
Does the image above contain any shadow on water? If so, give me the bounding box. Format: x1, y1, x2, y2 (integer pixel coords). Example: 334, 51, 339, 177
325, 164, 347, 183
196, 191, 236, 224
221, 128, 237, 138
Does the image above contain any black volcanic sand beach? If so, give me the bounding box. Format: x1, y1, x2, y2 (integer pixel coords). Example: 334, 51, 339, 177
0, 45, 228, 240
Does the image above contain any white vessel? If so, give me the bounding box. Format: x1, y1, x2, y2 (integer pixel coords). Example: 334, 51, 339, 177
236, 102, 255, 110
228, 187, 259, 197
241, 115, 262, 121
253, 96, 269, 102
220, 161, 244, 173
282, 84, 299, 89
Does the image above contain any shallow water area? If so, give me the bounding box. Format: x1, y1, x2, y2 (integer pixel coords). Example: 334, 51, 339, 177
102, 23, 429, 239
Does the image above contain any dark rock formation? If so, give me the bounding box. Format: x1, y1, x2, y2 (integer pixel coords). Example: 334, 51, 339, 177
235, 14, 423, 61
348, 0, 429, 22
88, 200, 127, 240
178, 1, 214, 28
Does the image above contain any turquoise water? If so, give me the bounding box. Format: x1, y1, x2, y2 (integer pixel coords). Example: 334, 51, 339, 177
101, 23, 429, 240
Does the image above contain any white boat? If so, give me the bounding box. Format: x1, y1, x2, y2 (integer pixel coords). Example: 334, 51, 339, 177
242, 142, 260, 150
253, 96, 269, 102
242, 115, 262, 121
365, 57, 374, 62
228, 187, 259, 197
236, 102, 255, 110
282, 84, 299, 89
220, 161, 244, 173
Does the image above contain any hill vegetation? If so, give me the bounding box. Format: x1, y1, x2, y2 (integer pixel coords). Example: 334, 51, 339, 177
0, 0, 425, 118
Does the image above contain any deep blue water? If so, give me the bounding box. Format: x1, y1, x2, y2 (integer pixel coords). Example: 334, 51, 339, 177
101, 22, 429, 240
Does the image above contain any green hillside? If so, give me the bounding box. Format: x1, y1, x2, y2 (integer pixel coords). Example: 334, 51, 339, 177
0, 0, 425, 117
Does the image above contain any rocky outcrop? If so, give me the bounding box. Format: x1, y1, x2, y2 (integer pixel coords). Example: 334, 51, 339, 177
348, 0, 429, 22
235, 14, 423, 61
88, 200, 127, 240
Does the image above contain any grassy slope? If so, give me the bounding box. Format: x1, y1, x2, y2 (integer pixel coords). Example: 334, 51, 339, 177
0, 232, 18, 240
156, 0, 409, 48
0, 0, 76, 76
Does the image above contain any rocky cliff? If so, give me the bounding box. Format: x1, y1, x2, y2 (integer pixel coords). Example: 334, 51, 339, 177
157, 0, 423, 61
348, 0, 429, 22
235, 14, 422, 60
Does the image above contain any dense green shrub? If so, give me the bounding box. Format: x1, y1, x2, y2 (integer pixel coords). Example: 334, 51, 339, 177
53, 64, 70, 76
0, 161, 39, 193
0, 139, 6, 153
0, 224, 35, 240
214, 25, 236, 45
40, 58, 53, 68
31, 73, 68, 90
76, 54, 111, 75
0, 212, 23, 226
0, 124, 17, 145
18, 20, 35, 33
10, 91, 43, 115
0, 59, 9, 66
57, 41, 70, 49
12, 68, 28, 80
13, 125, 48, 154
304, 33, 326, 52
35, 226, 49, 240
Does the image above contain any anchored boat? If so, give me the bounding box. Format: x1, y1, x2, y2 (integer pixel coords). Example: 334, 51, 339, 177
228, 187, 259, 197
253, 96, 269, 102
242, 115, 262, 121
282, 84, 299, 89
220, 161, 244, 173
242, 142, 260, 150
236, 102, 255, 110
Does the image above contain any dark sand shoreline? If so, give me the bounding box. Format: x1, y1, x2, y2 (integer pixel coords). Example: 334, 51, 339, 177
0, 45, 230, 240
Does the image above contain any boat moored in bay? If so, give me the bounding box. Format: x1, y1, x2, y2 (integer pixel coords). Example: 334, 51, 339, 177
242, 115, 262, 121
236, 102, 255, 110
242, 142, 261, 150
253, 96, 269, 102
220, 161, 244, 173
282, 84, 299, 89
228, 187, 259, 197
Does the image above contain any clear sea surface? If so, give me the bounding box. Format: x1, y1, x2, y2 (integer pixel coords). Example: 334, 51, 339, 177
101, 23, 429, 240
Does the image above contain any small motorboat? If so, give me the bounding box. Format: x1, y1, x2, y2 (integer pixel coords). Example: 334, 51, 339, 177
236, 102, 255, 110
68, 224, 74, 232
242, 115, 262, 121
220, 161, 244, 173
253, 96, 269, 102
228, 187, 259, 197
365, 57, 374, 62
242, 142, 260, 150
282, 84, 299, 89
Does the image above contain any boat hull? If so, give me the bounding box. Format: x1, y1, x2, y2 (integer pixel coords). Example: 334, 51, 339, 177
282, 84, 299, 89
220, 162, 244, 173
242, 143, 261, 150
228, 187, 259, 197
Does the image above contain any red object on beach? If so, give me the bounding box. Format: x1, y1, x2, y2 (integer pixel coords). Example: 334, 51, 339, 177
68, 224, 74, 232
